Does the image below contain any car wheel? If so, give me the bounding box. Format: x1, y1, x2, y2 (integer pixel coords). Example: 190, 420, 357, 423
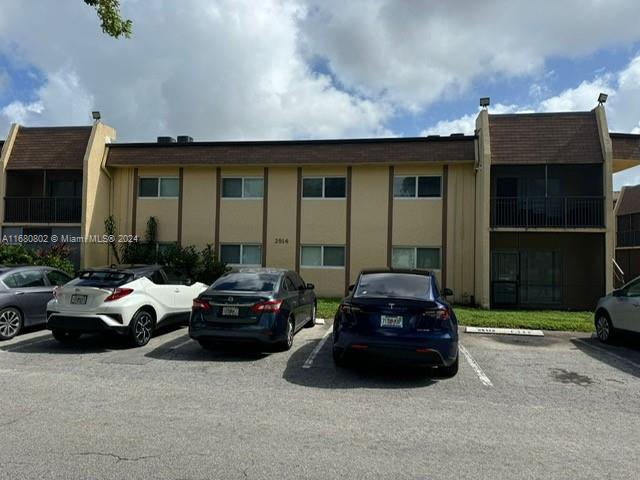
595, 312, 615, 344
439, 354, 459, 378
332, 346, 348, 368
305, 304, 316, 328
51, 329, 81, 344
129, 310, 155, 347
275, 317, 295, 352
0, 307, 23, 341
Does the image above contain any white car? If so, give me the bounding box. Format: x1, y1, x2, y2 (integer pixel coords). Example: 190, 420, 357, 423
594, 275, 640, 343
47, 265, 207, 347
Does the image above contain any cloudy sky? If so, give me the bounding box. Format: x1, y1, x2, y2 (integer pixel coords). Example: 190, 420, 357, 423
1, 0, 639, 187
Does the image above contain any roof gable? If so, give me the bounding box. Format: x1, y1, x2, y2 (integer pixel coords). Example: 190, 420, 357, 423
6, 126, 92, 170
489, 112, 603, 165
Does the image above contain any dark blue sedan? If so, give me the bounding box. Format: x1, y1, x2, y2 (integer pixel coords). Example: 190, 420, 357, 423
189, 269, 316, 351
332, 269, 459, 377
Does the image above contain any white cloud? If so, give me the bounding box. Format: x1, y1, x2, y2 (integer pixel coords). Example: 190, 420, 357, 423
0, 0, 392, 141
301, 0, 640, 110
419, 54, 640, 189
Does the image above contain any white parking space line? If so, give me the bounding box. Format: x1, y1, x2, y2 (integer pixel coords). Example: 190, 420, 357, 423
574, 338, 640, 372
314, 318, 326, 325
459, 344, 493, 387
302, 328, 332, 369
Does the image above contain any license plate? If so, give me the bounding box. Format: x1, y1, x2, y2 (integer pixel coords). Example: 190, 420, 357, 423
222, 306, 239, 316
381, 315, 403, 328
70, 294, 87, 305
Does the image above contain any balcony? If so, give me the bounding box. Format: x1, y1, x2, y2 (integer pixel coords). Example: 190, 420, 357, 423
617, 230, 640, 248
491, 196, 604, 228
4, 197, 82, 224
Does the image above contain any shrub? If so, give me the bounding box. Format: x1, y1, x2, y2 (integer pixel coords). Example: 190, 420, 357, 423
0, 242, 75, 276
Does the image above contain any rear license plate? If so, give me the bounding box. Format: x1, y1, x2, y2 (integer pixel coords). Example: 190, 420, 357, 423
70, 294, 87, 305
380, 315, 403, 328
222, 306, 239, 316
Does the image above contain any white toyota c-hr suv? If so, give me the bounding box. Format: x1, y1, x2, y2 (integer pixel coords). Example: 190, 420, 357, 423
47, 265, 207, 347
594, 275, 640, 343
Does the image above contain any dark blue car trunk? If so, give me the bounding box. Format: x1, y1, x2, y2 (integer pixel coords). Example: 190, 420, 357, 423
198, 292, 270, 324
349, 298, 445, 336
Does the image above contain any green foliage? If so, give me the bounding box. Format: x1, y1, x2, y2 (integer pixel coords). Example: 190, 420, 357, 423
84, 0, 132, 39
198, 244, 229, 285
104, 215, 121, 263
0, 242, 75, 276
159, 244, 200, 281
105, 216, 228, 285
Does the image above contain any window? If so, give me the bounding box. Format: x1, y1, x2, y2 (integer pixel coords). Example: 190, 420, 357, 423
222, 177, 264, 198
46, 270, 71, 286
625, 278, 640, 297
392, 247, 441, 270
302, 177, 346, 198
4, 270, 46, 288
301, 246, 345, 268
354, 273, 433, 300
209, 272, 279, 293
148, 270, 166, 285
283, 276, 296, 292
393, 176, 441, 198
138, 177, 179, 198
220, 244, 262, 266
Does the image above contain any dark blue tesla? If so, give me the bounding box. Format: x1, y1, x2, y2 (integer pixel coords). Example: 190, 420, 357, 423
332, 269, 459, 377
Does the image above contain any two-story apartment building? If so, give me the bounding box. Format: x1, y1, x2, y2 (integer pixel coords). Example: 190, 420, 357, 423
615, 183, 640, 285
1, 103, 639, 309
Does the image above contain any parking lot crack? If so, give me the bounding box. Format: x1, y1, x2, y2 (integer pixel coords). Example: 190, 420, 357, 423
74, 452, 160, 463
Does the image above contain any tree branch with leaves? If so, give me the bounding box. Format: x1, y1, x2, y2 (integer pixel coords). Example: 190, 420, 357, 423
84, 0, 132, 39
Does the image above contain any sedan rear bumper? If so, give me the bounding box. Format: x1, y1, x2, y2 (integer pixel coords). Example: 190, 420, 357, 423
334, 331, 458, 367
189, 322, 284, 345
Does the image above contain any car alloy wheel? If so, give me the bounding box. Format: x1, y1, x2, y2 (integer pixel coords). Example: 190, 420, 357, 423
596, 315, 611, 342
133, 311, 154, 346
0, 307, 22, 340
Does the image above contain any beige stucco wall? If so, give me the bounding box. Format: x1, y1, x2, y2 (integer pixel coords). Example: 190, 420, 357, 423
218, 166, 264, 245
0, 124, 20, 225
350, 165, 389, 283
447, 163, 476, 304
135, 166, 180, 242
265, 167, 297, 269
300, 266, 345, 298
474, 110, 491, 307
182, 167, 216, 248
81, 122, 116, 268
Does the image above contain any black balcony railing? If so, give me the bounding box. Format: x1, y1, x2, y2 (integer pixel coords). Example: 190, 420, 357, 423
4, 197, 82, 223
617, 230, 640, 247
491, 196, 604, 228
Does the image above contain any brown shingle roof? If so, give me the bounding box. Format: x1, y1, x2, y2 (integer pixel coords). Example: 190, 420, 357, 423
106, 136, 476, 167
611, 133, 640, 160
617, 185, 640, 216
489, 112, 603, 164
7, 126, 92, 170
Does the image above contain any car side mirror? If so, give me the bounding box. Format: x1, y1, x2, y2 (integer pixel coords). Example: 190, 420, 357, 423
442, 288, 454, 297
612, 289, 625, 297
183, 278, 193, 286
348, 284, 355, 292
305, 283, 315, 290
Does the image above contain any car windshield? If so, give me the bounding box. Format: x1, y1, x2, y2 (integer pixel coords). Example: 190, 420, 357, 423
209, 273, 280, 293
71, 270, 134, 288
354, 273, 433, 300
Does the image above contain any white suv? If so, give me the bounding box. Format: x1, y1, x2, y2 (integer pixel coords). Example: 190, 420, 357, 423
47, 265, 207, 347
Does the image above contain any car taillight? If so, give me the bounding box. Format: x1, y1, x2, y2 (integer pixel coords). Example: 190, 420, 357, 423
251, 299, 283, 313
192, 298, 211, 310
104, 288, 134, 302
340, 303, 360, 314
418, 308, 451, 330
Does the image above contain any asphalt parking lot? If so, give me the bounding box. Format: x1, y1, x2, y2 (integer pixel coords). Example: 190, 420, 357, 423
1, 321, 639, 480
